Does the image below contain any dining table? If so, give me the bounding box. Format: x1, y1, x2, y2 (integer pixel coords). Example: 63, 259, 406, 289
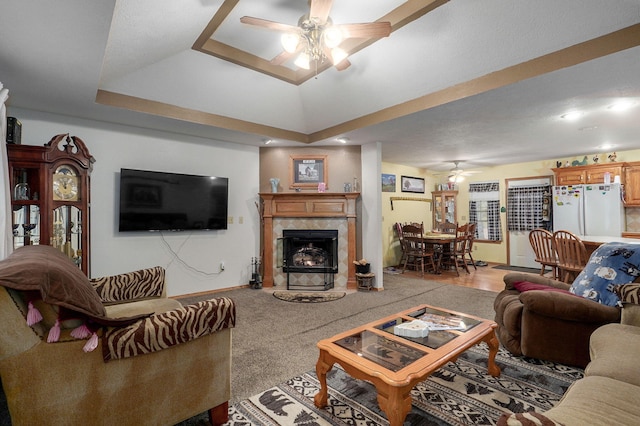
409, 232, 457, 274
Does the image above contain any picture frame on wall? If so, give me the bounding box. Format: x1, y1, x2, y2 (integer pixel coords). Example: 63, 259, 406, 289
401, 175, 425, 193
289, 154, 328, 189
381, 173, 396, 192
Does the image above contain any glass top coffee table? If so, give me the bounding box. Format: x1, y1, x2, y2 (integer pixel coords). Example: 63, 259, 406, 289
313, 304, 501, 426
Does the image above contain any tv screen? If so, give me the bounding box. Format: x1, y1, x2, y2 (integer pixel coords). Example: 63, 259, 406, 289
118, 168, 228, 232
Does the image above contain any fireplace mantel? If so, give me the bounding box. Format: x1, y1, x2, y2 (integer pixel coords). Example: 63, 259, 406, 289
259, 192, 359, 288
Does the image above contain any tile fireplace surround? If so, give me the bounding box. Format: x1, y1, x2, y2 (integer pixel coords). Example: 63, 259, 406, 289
259, 192, 359, 289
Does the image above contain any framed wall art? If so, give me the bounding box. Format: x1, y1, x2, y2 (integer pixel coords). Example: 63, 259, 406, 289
401, 175, 425, 193
381, 173, 396, 192
289, 154, 328, 189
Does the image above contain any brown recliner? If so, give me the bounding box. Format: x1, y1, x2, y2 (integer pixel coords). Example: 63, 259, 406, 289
494, 272, 620, 368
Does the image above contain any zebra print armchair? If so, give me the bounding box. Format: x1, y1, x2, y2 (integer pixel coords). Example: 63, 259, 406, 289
0, 245, 236, 426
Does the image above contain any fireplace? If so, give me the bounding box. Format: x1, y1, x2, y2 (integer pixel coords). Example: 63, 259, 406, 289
283, 229, 338, 290
259, 192, 359, 289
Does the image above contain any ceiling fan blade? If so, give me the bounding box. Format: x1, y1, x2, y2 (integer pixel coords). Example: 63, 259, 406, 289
271, 51, 293, 66
338, 22, 391, 39
240, 16, 301, 33
334, 58, 351, 71
309, 0, 333, 24
271, 43, 304, 66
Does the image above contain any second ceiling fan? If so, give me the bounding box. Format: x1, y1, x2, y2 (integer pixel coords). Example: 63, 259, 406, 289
240, 0, 391, 71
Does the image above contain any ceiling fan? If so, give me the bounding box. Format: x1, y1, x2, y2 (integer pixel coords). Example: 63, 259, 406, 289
240, 0, 391, 71
447, 161, 482, 182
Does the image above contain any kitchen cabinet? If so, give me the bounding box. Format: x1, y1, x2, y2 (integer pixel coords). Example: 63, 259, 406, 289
624, 161, 640, 206
552, 162, 625, 186
7, 134, 95, 275
431, 190, 458, 228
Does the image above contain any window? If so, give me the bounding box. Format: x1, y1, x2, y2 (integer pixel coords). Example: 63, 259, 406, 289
469, 182, 502, 241
507, 185, 551, 231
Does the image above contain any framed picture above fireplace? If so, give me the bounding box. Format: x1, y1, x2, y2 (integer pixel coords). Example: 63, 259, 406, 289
289, 154, 328, 189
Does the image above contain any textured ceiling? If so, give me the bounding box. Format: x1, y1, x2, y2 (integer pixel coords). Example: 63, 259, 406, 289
1, 0, 640, 172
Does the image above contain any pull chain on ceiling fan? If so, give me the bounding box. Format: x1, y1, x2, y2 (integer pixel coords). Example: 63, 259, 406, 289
240, 0, 391, 71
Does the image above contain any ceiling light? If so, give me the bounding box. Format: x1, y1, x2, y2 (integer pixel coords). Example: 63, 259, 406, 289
336, 137, 349, 144
263, 139, 274, 145
607, 100, 637, 112
323, 26, 343, 49
330, 48, 348, 66
294, 52, 310, 70
599, 143, 615, 150
280, 33, 300, 53
449, 175, 465, 183
560, 111, 583, 121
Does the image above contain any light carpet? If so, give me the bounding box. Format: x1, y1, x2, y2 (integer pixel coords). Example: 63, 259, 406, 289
220, 343, 583, 425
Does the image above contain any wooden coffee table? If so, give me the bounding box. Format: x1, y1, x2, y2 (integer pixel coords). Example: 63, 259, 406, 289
314, 304, 501, 426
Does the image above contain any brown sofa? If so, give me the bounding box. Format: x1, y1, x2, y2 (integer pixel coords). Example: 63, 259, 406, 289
493, 272, 620, 368
498, 284, 640, 425
0, 245, 236, 426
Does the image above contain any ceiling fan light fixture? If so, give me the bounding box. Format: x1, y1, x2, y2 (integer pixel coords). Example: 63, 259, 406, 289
323, 26, 343, 48
281, 33, 300, 53
330, 47, 348, 65
607, 100, 636, 112
294, 52, 311, 69
449, 175, 465, 183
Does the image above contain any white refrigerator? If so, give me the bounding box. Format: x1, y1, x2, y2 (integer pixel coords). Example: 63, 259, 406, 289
552, 183, 625, 236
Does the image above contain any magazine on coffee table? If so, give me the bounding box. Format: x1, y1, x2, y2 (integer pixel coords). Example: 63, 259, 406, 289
418, 313, 466, 330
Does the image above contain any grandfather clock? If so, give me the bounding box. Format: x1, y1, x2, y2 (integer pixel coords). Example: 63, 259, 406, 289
7, 134, 95, 275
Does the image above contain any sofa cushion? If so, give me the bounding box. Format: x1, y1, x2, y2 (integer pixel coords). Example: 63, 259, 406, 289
512, 281, 576, 296
0, 245, 144, 326
586, 323, 640, 388
569, 242, 640, 307
542, 376, 640, 425
102, 297, 236, 361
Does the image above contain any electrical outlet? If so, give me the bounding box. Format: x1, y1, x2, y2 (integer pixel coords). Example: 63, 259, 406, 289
220, 261, 225, 271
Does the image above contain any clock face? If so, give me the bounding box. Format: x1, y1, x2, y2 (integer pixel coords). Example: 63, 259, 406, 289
53, 165, 79, 201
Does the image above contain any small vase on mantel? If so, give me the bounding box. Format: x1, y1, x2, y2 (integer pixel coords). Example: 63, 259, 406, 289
269, 178, 279, 193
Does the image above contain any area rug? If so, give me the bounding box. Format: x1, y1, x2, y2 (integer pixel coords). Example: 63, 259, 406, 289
272, 291, 346, 303
493, 265, 542, 274
225, 343, 583, 425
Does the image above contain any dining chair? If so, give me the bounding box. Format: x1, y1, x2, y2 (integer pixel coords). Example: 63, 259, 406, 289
440, 226, 469, 276
529, 228, 559, 279
553, 230, 589, 283
437, 222, 458, 234
401, 224, 437, 276
464, 223, 478, 270
394, 222, 409, 268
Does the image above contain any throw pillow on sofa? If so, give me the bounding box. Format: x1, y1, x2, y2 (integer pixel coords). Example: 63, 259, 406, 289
569, 242, 640, 307
512, 280, 577, 296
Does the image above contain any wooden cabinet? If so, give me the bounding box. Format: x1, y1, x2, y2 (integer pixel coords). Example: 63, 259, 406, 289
7, 134, 95, 275
625, 162, 640, 206
431, 190, 458, 228
552, 162, 625, 186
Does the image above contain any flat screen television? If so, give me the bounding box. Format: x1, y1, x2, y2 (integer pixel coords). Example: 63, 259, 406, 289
118, 168, 228, 232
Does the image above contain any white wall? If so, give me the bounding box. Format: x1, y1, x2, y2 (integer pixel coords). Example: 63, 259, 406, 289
9, 108, 260, 296
361, 142, 383, 287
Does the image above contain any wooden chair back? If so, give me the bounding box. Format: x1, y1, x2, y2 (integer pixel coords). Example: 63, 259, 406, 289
553, 230, 588, 282
437, 222, 458, 234
529, 229, 559, 278
400, 224, 436, 275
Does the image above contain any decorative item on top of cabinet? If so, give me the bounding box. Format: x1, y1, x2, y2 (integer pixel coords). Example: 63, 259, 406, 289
624, 161, 640, 206
431, 190, 458, 229
7, 134, 95, 275
552, 162, 625, 186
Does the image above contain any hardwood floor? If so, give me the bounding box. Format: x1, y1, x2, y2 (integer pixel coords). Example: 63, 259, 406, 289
395, 262, 531, 293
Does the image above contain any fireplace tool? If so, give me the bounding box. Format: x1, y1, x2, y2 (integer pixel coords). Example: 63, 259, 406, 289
249, 257, 262, 289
